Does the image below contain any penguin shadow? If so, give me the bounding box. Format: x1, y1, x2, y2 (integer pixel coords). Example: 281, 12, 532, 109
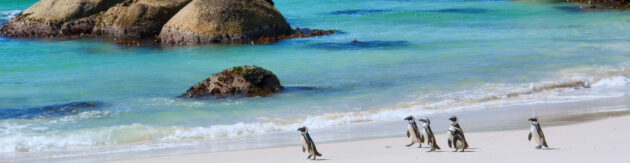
408, 147, 446, 152
450, 148, 479, 153
541, 147, 559, 151
309, 158, 330, 161
425, 150, 445, 153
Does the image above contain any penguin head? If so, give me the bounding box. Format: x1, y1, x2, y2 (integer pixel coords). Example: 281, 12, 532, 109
419, 118, 430, 124
297, 126, 308, 133
448, 116, 458, 122
404, 116, 415, 121
528, 117, 538, 122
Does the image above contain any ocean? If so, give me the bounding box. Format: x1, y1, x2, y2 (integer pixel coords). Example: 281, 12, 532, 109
1, 0, 630, 161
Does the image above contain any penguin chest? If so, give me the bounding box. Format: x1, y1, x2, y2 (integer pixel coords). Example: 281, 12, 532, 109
408, 124, 419, 142
447, 127, 456, 141
530, 126, 542, 145
301, 136, 310, 153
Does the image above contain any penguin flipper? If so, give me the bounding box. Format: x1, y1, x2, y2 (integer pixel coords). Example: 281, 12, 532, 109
447, 139, 452, 148
542, 138, 549, 148
528, 132, 532, 141
302, 145, 305, 152
407, 131, 410, 138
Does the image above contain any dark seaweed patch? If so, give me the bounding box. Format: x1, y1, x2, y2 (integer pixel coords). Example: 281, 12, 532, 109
0, 101, 103, 119
283, 86, 331, 92
329, 9, 392, 15
554, 6, 585, 12
434, 8, 488, 14
311, 40, 410, 50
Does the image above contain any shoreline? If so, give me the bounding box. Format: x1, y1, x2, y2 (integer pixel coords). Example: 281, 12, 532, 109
5, 95, 629, 163
5, 94, 625, 163
107, 114, 630, 163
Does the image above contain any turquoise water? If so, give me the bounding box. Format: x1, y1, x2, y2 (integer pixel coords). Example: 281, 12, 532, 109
2, 0, 630, 161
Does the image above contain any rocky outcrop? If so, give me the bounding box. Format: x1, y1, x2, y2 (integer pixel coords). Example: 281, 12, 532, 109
0, 0, 124, 38
159, 0, 292, 45
0, 0, 335, 45
181, 66, 283, 98
93, 0, 191, 39
566, 0, 630, 9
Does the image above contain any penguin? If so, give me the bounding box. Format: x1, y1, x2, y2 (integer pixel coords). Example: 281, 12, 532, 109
297, 126, 322, 160
447, 116, 469, 152
528, 117, 549, 149
404, 116, 424, 148
419, 118, 441, 151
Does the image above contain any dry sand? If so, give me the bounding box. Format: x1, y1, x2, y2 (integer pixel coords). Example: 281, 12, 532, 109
107, 115, 630, 163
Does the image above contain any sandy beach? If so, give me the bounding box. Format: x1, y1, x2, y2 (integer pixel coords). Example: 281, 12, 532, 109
107, 114, 630, 163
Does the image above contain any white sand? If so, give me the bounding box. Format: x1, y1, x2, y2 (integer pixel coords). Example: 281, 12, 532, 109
107, 115, 630, 163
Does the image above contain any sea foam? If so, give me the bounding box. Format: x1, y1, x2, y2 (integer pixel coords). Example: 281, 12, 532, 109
0, 10, 20, 21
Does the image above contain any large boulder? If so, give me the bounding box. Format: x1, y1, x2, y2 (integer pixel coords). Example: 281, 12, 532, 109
0, 0, 189, 40
93, 0, 191, 39
0, 0, 124, 38
0, 0, 335, 45
159, 0, 292, 45
181, 66, 283, 98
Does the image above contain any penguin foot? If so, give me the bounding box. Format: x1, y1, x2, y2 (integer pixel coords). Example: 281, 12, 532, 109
459, 149, 465, 152
405, 143, 413, 147
417, 145, 422, 148
306, 155, 312, 159
536, 146, 542, 149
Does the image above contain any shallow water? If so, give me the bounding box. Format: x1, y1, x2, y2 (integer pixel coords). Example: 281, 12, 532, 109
1, 0, 630, 161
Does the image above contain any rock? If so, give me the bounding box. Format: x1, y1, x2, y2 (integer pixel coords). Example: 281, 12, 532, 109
0, 0, 189, 40
1, 0, 336, 45
181, 66, 283, 98
0, 0, 125, 38
159, 0, 292, 45
93, 0, 191, 39
562, 0, 630, 10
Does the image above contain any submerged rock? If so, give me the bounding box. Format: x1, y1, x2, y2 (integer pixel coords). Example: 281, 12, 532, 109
252, 27, 337, 44
0, 101, 103, 119
181, 66, 283, 98
159, 0, 292, 45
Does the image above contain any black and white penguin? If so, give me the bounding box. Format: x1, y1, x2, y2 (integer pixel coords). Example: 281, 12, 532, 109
447, 116, 469, 152
528, 117, 549, 149
419, 118, 441, 151
404, 116, 424, 148
298, 126, 322, 160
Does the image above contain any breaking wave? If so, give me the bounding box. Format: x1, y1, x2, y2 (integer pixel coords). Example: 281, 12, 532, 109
0, 10, 20, 22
